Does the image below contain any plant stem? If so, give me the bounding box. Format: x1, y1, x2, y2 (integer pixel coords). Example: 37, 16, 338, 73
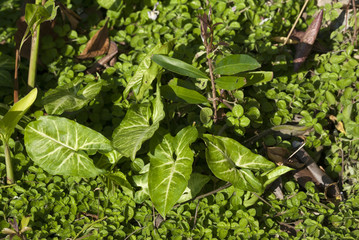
4, 142, 14, 184
14, 49, 19, 103
27, 14, 41, 88
207, 57, 217, 122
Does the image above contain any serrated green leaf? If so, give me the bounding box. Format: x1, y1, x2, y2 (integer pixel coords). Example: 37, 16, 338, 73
149, 126, 198, 217
152, 54, 208, 79
24, 116, 111, 177
214, 54, 261, 75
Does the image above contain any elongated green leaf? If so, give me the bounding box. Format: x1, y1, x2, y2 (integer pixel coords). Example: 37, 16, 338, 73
203, 134, 275, 192
24, 116, 112, 177
113, 85, 164, 160
262, 165, 293, 188
43, 81, 102, 115
152, 54, 209, 79
162, 79, 208, 104
238, 71, 273, 87
0, 88, 37, 142
124, 41, 174, 100
215, 76, 246, 90
214, 54, 261, 75
149, 126, 198, 217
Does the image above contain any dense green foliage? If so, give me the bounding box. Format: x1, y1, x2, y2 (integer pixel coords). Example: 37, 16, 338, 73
1, 0, 359, 239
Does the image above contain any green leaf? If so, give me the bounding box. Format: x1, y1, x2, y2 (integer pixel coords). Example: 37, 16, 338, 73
215, 76, 246, 90
113, 85, 164, 160
149, 126, 198, 217
43, 81, 102, 115
152, 54, 208, 79
178, 173, 210, 203
200, 107, 213, 124
106, 171, 133, 194
214, 54, 261, 75
124, 41, 174, 100
24, 116, 112, 178
25, 1, 58, 32
162, 79, 208, 104
96, 0, 124, 11
203, 134, 275, 192
262, 166, 293, 188
237, 71, 273, 87
0, 88, 38, 143
133, 165, 150, 203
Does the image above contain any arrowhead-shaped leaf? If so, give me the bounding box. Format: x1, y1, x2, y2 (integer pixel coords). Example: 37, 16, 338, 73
124, 40, 174, 100
24, 116, 112, 177
149, 126, 198, 217
0, 88, 37, 142
43, 80, 102, 115
203, 134, 275, 192
152, 54, 208, 79
214, 54, 261, 75
113, 85, 165, 160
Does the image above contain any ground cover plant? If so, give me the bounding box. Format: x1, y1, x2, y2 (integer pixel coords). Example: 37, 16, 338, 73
1, 0, 359, 239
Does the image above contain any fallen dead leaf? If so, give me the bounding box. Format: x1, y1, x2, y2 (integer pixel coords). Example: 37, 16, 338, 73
58, 2, 81, 29
86, 41, 118, 74
77, 18, 109, 59
293, 9, 323, 72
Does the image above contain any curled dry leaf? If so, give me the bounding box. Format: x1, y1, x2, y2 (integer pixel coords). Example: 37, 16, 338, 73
86, 41, 118, 74
293, 9, 323, 72
58, 2, 81, 29
77, 19, 109, 59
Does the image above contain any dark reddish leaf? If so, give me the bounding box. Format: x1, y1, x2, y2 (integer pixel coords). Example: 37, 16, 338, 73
293, 10, 323, 72
77, 19, 109, 59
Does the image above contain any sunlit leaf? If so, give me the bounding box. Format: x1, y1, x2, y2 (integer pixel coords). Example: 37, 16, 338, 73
124, 40, 174, 100
214, 54, 261, 75
42, 80, 102, 115
215, 76, 246, 90
203, 134, 275, 192
113, 84, 164, 160
149, 126, 198, 217
24, 116, 112, 177
152, 54, 208, 79
162, 79, 208, 104
0, 88, 37, 142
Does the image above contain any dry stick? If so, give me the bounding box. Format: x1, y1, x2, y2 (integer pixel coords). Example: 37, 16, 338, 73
352, 0, 357, 46
283, 0, 310, 45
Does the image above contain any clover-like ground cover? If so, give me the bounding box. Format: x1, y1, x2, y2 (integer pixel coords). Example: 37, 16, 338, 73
1, 0, 359, 239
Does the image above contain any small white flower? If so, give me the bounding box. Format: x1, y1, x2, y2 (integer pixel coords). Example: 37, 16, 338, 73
148, 2, 160, 20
